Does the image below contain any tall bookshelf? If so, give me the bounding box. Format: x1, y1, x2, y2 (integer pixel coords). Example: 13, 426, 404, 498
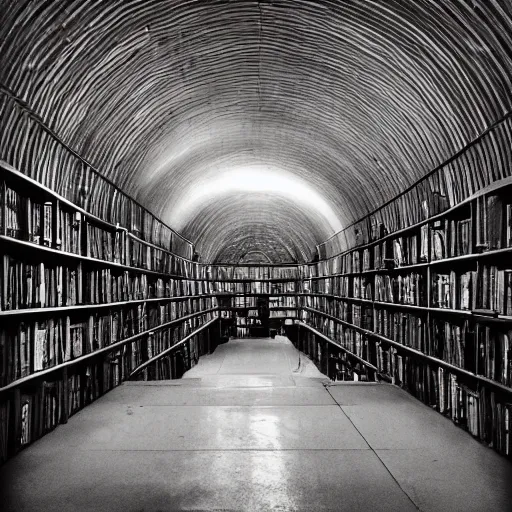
0, 162, 221, 464
211, 265, 300, 338
297, 179, 512, 459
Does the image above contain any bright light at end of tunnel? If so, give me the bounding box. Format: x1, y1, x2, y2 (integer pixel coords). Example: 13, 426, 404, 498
170, 166, 343, 232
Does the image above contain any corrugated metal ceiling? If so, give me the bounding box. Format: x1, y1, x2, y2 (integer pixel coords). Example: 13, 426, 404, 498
1, 0, 511, 262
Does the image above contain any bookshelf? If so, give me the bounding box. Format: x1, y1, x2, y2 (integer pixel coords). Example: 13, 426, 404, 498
296, 179, 512, 458
0, 162, 221, 464
211, 265, 300, 338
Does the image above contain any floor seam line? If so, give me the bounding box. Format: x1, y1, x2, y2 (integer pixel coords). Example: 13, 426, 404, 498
325, 386, 423, 512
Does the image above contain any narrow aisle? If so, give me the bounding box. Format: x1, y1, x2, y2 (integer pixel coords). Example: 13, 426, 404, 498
183, 335, 328, 383
1, 337, 511, 512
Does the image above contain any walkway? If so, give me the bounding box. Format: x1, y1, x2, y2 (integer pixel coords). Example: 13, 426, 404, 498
1, 336, 511, 511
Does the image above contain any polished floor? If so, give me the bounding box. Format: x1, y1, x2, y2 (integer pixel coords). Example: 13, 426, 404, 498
1, 336, 511, 511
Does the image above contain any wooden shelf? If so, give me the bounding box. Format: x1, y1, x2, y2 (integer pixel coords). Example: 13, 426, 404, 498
219, 306, 298, 311
303, 262, 428, 279
301, 292, 501, 318
372, 301, 428, 312
300, 293, 373, 304
212, 292, 298, 297
428, 307, 473, 316
366, 262, 429, 273
429, 246, 512, 266
0, 294, 217, 317
204, 278, 298, 283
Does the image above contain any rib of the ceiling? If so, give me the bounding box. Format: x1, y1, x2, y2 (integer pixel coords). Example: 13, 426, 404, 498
181, 193, 329, 262
1, 1, 512, 262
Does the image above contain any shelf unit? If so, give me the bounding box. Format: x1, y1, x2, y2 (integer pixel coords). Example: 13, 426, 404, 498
0, 163, 222, 464
296, 179, 512, 458
211, 266, 299, 338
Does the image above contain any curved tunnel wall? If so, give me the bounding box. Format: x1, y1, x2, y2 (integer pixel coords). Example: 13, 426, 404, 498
1, 1, 512, 262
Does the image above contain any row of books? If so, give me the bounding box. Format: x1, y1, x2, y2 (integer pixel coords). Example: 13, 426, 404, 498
269, 309, 298, 318
376, 342, 393, 378
1, 253, 223, 311
1, 255, 62, 310
432, 266, 512, 314
304, 304, 512, 391
475, 193, 512, 251
14, 350, 128, 453
430, 217, 472, 260
391, 233, 423, 267
128, 237, 197, 276
299, 330, 322, 363
476, 266, 512, 314
351, 304, 373, 329
129, 314, 208, 371
224, 296, 298, 308
302, 192, 512, 278
374, 309, 427, 353
236, 317, 262, 326
19, 379, 64, 447
305, 272, 425, 305
59, 207, 82, 255
231, 296, 266, 308
86, 222, 124, 263
1, 183, 204, 277
305, 276, 351, 296
137, 330, 209, 381
212, 281, 296, 294
354, 276, 373, 300
269, 296, 297, 308
300, 296, 350, 323
366, 235, 425, 271
2, 185, 52, 245
0, 184, 202, 277
209, 266, 300, 281
432, 271, 472, 310
300, 296, 374, 329
440, 370, 481, 438
0, 303, 217, 386
474, 324, 511, 387
374, 273, 425, 305
303, 218, 453, 275
327, 351, 370, 383
68, 365, 102, 417
144, 321, 192, 360
300, 313, 371, 365
84, 269, 213, 305
303, 265, 512, 317
429, 318, 471, 370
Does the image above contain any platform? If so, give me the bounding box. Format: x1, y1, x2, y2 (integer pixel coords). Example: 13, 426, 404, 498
1, 336, 511, 511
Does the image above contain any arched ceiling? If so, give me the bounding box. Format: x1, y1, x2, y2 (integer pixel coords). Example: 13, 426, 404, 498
1, 0, 512, 262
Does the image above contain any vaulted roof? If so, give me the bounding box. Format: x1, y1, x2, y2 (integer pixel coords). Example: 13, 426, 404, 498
2, 0, 511, 262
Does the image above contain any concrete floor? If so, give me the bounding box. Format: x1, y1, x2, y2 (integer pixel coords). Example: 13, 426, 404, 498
1, 336, 511, 512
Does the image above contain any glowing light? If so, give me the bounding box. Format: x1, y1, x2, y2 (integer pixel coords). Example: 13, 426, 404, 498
171, 165, 343, 232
